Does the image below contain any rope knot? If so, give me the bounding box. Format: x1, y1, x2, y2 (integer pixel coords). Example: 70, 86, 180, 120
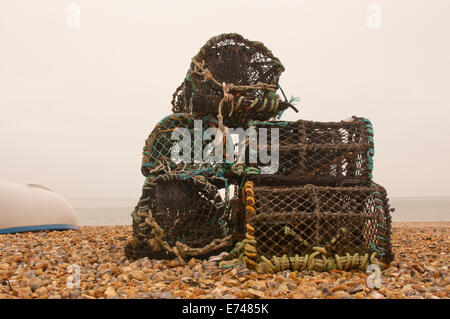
222, 82, 234, 102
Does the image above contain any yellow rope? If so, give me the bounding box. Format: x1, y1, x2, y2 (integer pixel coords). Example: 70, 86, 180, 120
254, 247, 388, 273
241, 181, 259, 267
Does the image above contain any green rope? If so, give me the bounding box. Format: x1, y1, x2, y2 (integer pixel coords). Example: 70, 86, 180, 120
240, 166, 260, 189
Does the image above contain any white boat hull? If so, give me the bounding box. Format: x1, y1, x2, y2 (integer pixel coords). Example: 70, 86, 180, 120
0, 181, 78, 234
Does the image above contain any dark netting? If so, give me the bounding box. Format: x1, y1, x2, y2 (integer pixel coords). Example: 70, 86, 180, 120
246, 116, 374, 187
171, 33, 296, 128
171, 84, 186, 114
234, 181, 393, 273
125, 173, 233, 261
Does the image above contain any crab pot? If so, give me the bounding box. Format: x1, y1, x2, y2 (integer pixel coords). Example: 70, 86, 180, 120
246, 183, 393, 265
247, 117, 375, 187
171, 33, 287, 128
125, 173, 233, 260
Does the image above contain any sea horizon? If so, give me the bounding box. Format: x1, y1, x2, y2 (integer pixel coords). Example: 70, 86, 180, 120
68, 196, 450, 226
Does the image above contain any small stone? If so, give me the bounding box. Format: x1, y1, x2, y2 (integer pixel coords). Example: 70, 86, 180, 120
332, 291, 353, 299
250, 280, 267, 291
111, 266, 121, 276
35, 261, 49, 271
188, 258, 197, 268
208, 252, 229, 262
348, 286, 363, 294
221, 294, 238, 299
291, 292, 307, 299
140, 258, 153, 269
223, 278, 239, 287
61, 289, 70, 299
431, 295, 440, 299
286, 280, 297, 290
182, 268, 194, 277
238, 267, 251, 276
129, 270, 146, 281
16, 287, 32, 298
28, 278, 42, 292
210, 287, 223, 297
98, 264, 110, 272
331, 284, 349, 293
370, 291, 385, 299
152, 272, 165, 282
247, 288, 266, 298
104, 286, 118, 298
69, 290, 81, 299
159, 292, 173, 299
412, 284, 426, 293
401, 284, 413, 293
35, 287, 48, 296
354, 292, 366, 299
0, 263, 9, 270
434, 291, 446, 298
99, 268, 111, 275
271, 283, 289, 296
125, 288, 138, 298
424, 265, 436, 272
412, 264, 425, 274
169, 259, 180, 268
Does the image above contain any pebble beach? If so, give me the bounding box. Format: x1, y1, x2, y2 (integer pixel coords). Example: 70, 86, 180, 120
0, 222, 448, 299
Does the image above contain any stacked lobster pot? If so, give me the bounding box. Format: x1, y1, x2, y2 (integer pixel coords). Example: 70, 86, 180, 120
171, 33, 298, 127
125, 33, 394, 272
234, 118, 394, 273
125, 114, 235, 262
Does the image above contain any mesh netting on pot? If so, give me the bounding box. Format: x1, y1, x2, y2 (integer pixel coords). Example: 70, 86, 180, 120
245, 116, 374, 187
231, 181, 393, 273
125, 172, 234, 262
141, 113, 233, 178
171, 33, 296, 128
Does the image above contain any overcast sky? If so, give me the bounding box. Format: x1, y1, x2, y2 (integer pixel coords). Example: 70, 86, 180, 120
1, 0, 449, 199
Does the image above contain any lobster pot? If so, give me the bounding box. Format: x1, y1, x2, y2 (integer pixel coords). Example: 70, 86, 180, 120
125, 173, 233, 261
248, 117, 374, 187
142, 113, 223, 177
241, 182, 393, 272
171, 33, 290, 128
